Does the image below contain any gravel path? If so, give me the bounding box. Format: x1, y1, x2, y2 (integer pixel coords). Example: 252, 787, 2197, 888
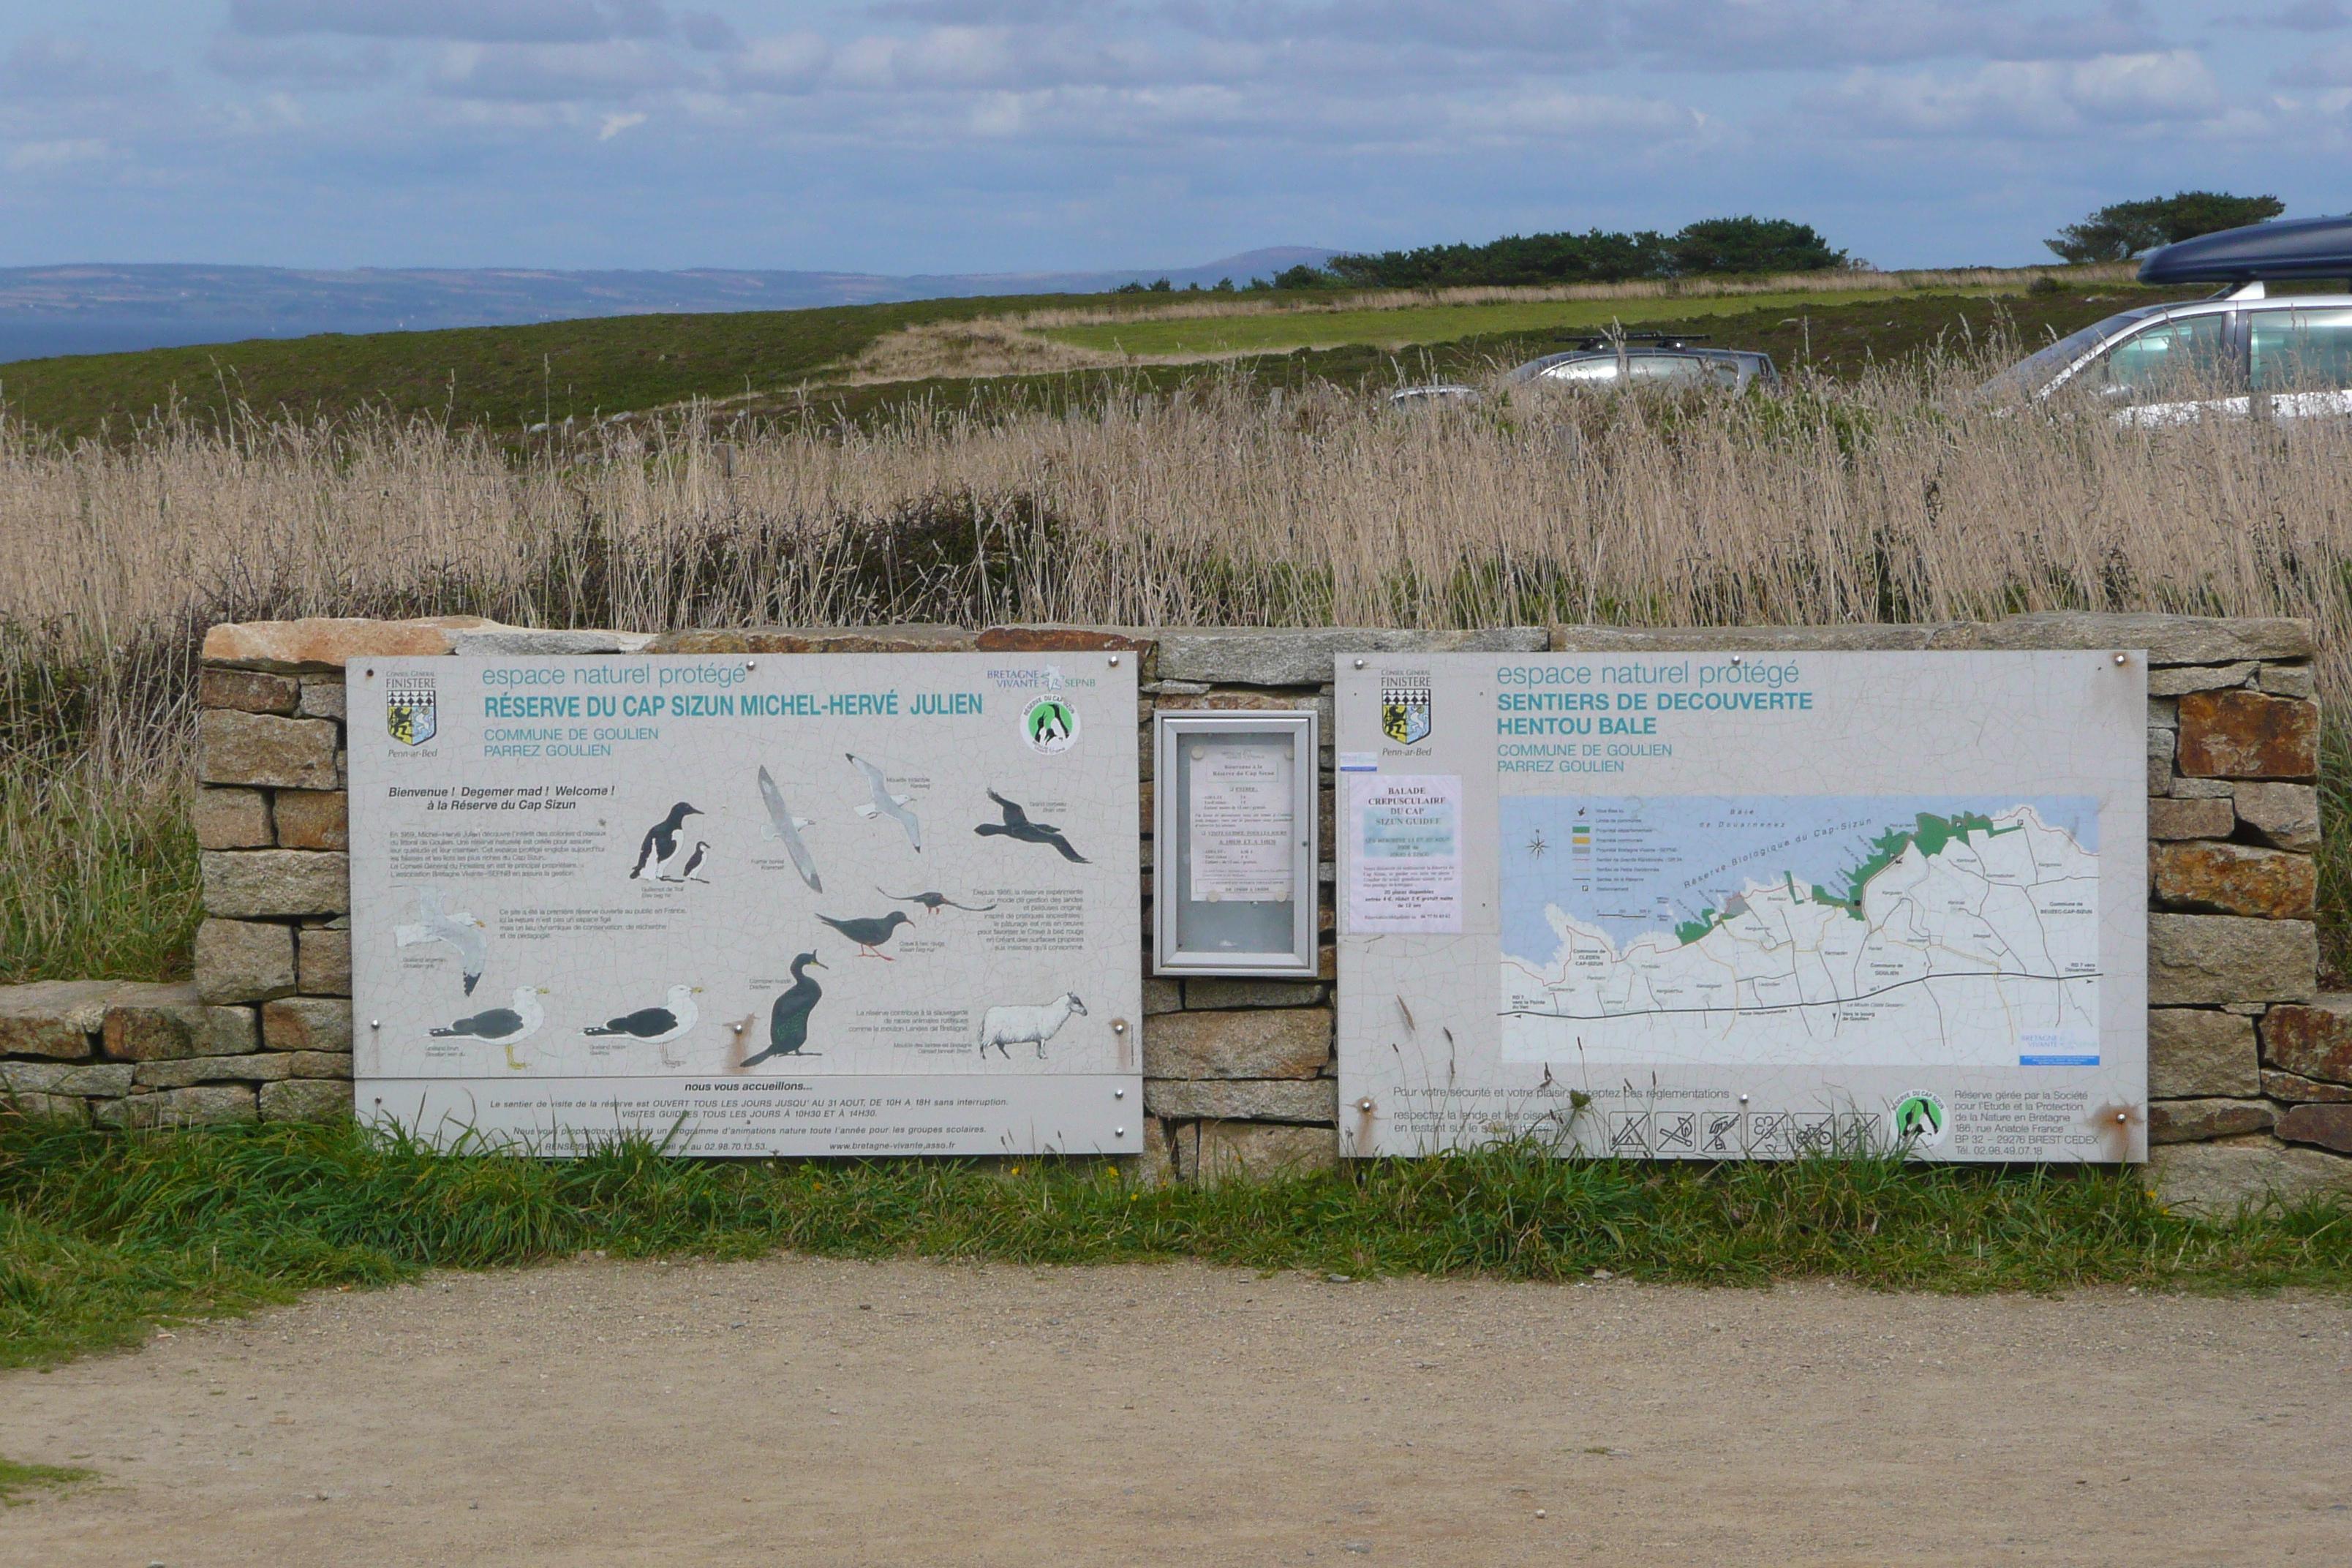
4, 1258, 2348, 1566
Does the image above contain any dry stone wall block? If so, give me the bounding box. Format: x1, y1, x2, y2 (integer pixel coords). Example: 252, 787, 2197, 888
1, 1061, 135, 1098
642, 626, 978, 655
2146, 726, 2174, 796
2277, 1104, 2352, 1154
1975, 612, 2313, 664
1191, 1120, 1339, 1180
297, 676, 348, 720
100, 1085, 259, 1128
1158, 627, 1544, 685
134, 1053, 298, 1089
3, 1093, 90, 1125
2260, 998, 2352, 1085
263, 998, 355, 1053
103, 992, 260, 1060
192, 788, 273, 849
1144, 1079, 1338, 1123
2258, 664, 2316, 698
1184, 979, 1326, 1009
193, 919, 297, 1003
2149, 1098, 2275, 1144
2145, 797, 2235, 841
199, 667, 301, 714
2147, 663, 2255, 696
2264, 1070, 2352, 1103
2175, 690, 2319, 780
200, 710, 339, 789
298, 928, 353, 997
273, 791, 348, 851
2232, 783, 2321, 853
200, 850, 350, 919
202, 614, 486, 671
2149, 1136, 2352, 1213
0, 981, 184, 1060
260, 1079, 355, 1123
2149, 841, 2316, 919
2147, 915, 2316, 1005
2148, 1009, 2260, 1098
1142, 1008, 1333, 1079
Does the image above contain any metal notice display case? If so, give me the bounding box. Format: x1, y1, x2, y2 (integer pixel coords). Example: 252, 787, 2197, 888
1153, 710, 1320, 978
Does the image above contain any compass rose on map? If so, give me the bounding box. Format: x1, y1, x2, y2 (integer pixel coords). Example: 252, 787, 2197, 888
1525, 829, 1549, 860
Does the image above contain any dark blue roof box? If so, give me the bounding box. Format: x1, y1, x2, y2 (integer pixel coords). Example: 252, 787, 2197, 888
2138, 214, 2352, 284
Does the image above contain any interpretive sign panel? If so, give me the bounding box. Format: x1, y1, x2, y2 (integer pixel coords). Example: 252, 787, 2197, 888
348, 652, 1141, 1156
1153, 712, 1320, 977
1335, 651, 2147, 1161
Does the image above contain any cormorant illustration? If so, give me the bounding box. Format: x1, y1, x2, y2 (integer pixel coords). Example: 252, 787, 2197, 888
582, 984, 702, 1047
974, 788, 1089, 863
756, 766, 823, 892
742, 953, 825, 1065
393, 886, 489, 995
878, 887, 998, 916
816, 909, 913, 960
429, 985, 551, 1071
846, 753, 921, 851
681, 842, 711, 883
630, 802, 703, 880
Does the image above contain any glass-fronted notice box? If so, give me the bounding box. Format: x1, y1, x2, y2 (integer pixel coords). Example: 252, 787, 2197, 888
1153, 711, 1320, 977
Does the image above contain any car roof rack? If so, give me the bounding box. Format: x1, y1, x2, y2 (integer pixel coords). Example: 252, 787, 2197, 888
1560, 331, 1711, 351
2138, 214, 2352, 285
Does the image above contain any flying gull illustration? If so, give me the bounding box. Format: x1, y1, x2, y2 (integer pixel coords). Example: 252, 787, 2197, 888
816, 909, 913, 960
630, 802, 703, 881
846, 753, 921, 851
756, 766, 823, 892
393, 886, 489, 995
974, 788, 1089, 864
742, 953, 825, 1066
429, 985, 551, 1071
878, 887, 998, 916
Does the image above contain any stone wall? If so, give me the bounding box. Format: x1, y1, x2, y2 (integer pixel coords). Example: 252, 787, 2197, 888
4, 610, 2340, 1207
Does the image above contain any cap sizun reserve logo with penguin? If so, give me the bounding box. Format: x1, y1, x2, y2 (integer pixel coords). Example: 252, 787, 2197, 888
1023, 695, 1080, 754
1381, 671, 1431, 746
386, 672, 437, 747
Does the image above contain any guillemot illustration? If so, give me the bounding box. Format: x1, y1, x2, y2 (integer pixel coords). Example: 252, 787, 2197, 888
630, 802, 703, 881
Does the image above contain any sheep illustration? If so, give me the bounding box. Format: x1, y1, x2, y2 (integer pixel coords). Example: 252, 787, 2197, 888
976, 992, 1088, 1060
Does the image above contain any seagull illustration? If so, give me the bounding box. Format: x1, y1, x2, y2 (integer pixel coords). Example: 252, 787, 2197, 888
393, 886, 489, 995
583, 984, 702, 1065
816, 909, 913, 960
756, 766, 822, 892
742, 953, 825, 1066
974, 788, 1088, 864
878, 887, 998, 916
846, 753, 921, 852
429, 985, 551, 1071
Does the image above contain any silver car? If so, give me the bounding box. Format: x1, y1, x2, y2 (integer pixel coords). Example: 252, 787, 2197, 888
1981, 214, 2352, 423
1509, 339, 1779, 393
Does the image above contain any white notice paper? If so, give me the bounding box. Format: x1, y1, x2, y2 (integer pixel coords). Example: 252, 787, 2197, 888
1187, 742, 1295, 902
1347, 774, 1461, 932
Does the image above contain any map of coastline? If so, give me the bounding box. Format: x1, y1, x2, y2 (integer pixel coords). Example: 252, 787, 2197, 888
1499, 796, 2101, 1069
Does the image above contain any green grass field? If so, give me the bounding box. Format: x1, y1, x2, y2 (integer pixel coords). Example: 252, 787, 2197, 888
4, 1118, 2350, 1369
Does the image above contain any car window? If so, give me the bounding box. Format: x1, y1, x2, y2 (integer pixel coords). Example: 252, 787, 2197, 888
2082, 314, 2232, 402
1625, 355, 1715, 384
2250, 308, 2352, 391
1539, 358, 1620, 383
1977, 304, 2169, 399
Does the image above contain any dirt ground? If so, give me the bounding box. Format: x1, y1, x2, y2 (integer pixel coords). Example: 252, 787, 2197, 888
3, 1259, 2349, 1567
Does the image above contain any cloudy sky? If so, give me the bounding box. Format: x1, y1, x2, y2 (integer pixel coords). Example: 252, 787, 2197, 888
0, 1, 2340, 274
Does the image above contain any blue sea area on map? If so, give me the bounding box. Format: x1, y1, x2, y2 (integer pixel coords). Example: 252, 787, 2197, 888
1499, 794, 2100, 967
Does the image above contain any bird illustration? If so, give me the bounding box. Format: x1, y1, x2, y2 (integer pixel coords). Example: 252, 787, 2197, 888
742, 953, 826, 1066
756, 766, 822, 892
974, 788, 1089, 863
582, 984, 702, 1051
816, 909, 913, 960
878, 887, 997, 916
630, 802, 703, 880
681, 842, 711, 883
429, 985, 551, 1071
846, 753, 921, 851
393, 886, 489, 995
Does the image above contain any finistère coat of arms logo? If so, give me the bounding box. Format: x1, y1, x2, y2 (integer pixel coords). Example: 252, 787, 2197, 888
1380, 671, 1431, 746
385, 673, 437, 747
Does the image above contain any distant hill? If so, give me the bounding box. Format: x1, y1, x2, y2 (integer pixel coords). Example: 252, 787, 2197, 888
0, 249, 1336, 363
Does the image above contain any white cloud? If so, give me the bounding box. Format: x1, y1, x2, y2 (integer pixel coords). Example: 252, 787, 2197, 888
1807, 50, 2222, 136
598, 110, 647, 137
6, 137, 109, 171
723, 34, 832, 94
431, 41, 701, 101
229, 0, 671, 45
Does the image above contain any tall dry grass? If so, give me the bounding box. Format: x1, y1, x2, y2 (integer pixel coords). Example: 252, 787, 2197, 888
2, 350, 2348, 977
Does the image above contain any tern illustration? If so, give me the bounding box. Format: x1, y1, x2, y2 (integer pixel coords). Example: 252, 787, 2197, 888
846, 753, 921, 852
756, 766, 822, 892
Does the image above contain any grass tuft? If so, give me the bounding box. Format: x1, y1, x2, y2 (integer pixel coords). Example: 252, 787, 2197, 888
5, 1118, 2351, 1369
0, 1455, 94, 1505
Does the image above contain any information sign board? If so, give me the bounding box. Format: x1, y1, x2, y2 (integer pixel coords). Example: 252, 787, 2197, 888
1335, 651, 2148, 1161
348, 652, 1141, 1156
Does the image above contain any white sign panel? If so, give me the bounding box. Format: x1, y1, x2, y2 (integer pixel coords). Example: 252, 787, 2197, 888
1335, 651, 2148, 1162
348, 652, 1140, 1156
1186, 743, 1295, 903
